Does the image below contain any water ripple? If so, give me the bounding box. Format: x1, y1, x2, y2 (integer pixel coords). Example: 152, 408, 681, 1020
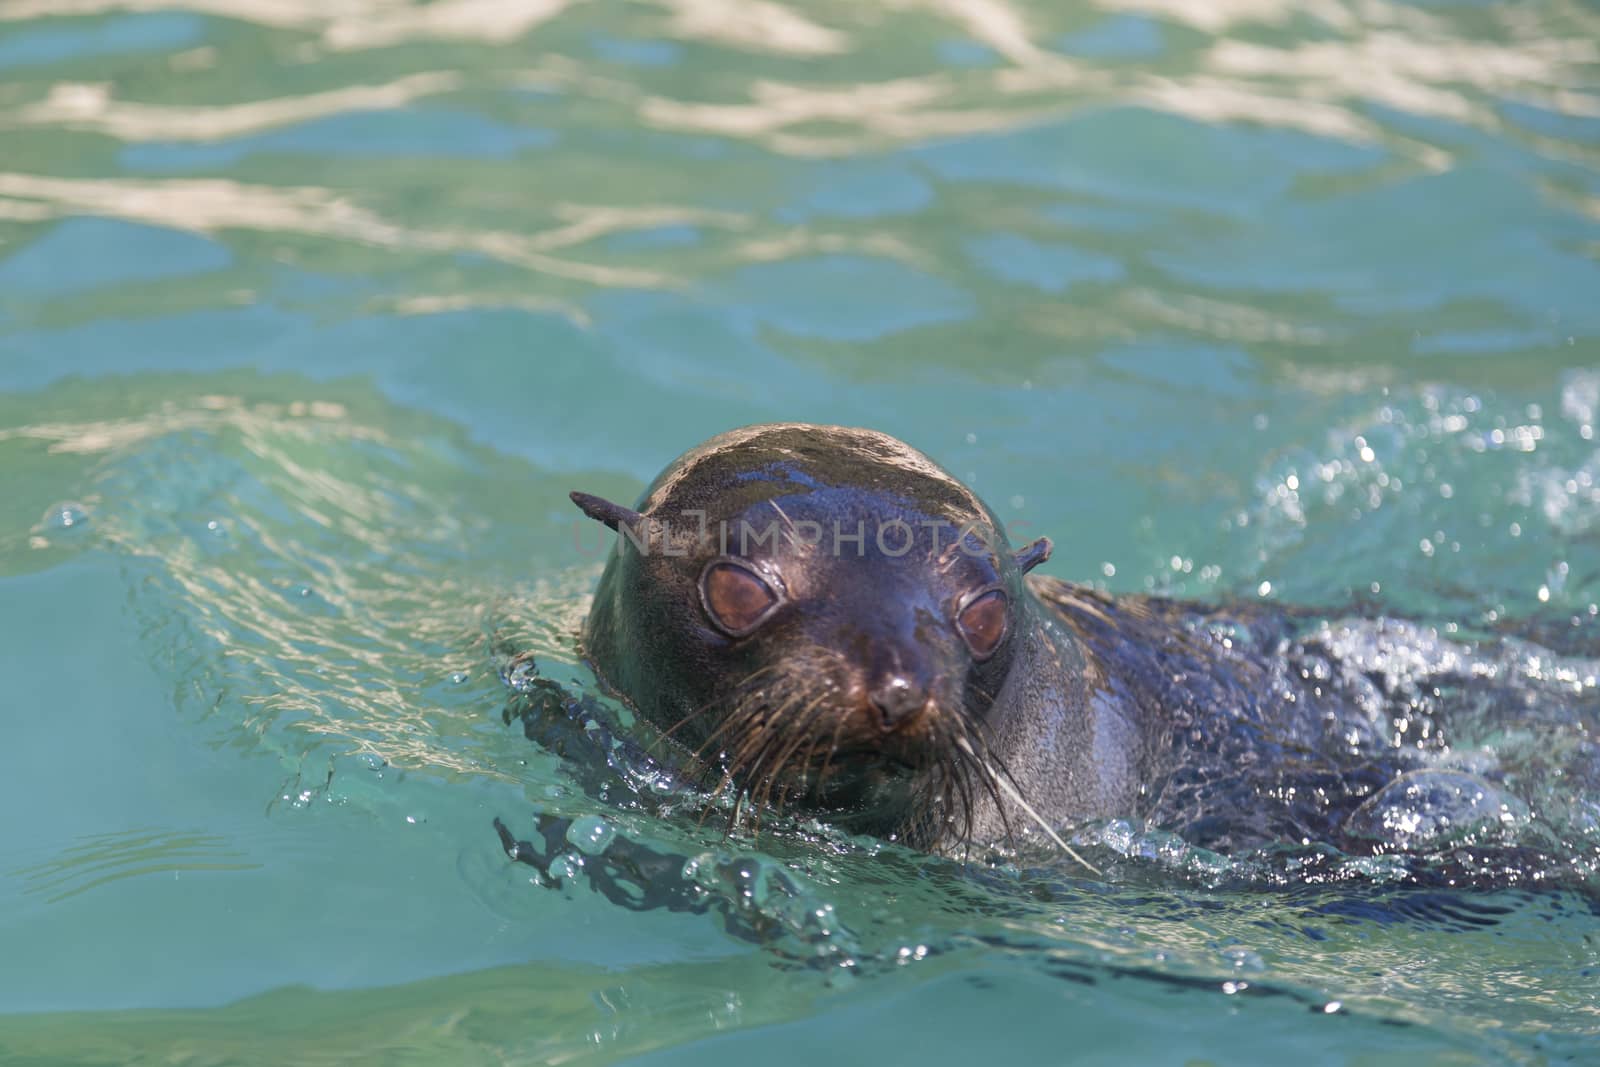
1, 0, 1598, 1053
14, 828, 258, 903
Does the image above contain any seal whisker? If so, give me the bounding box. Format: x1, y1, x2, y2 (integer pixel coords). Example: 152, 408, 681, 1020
694, 691, 798, 830
938, 716, 985, 852
689, 677, 788, 767
740, 714, 808, 835
943, 720, 981, 854
715, 708, 778, 797
765, 692, 832, 816
689, 708, 754, 767
725, 698, 785, 773
720, 689, 810, 827
789, 700, 838, 805
813, 712, 853, 796
770, 500, 799, 542
954, 735, 1100, 875
752, 692, 825, 817
661, 664, 783, 746
953, 713, 1016, 848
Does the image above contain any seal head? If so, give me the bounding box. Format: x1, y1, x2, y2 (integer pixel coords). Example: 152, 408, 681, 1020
572, 424, 1058, 846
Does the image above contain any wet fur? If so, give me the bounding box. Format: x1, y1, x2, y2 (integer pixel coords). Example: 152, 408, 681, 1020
573, 424, 1599, 871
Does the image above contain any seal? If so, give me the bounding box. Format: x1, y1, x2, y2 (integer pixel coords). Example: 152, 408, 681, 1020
572, 422, 1120, 851
566, 423, 1537, 857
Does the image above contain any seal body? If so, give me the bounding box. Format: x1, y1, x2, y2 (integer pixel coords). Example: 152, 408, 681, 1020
569, 424, 1564, 855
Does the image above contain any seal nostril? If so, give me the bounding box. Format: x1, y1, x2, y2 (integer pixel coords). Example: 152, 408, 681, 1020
870, 677, 927, 731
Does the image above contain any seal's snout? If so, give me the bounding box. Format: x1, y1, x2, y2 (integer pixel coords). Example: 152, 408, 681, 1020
870, 675, 930, 733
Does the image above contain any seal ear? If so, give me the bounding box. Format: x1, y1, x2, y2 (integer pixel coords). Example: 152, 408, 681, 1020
570, 491, 644, 531
1012, 536, 1052, 574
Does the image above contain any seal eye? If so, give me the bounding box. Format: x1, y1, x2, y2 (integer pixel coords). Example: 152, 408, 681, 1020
701, 561, 780, 637
956, 590, 1008, 659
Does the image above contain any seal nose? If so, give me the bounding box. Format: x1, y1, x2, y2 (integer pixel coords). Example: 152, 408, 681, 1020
870, 676, 928, 732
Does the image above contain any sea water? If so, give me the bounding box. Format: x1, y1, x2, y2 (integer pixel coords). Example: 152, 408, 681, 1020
1, 1, 1598, 1062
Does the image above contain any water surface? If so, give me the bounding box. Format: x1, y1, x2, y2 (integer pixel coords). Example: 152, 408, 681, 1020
1, 0, 1598, 1062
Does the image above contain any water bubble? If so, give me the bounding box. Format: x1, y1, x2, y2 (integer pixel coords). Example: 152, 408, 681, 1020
450, 671, 469, 684
506, 658, 540, 692
42, 501, 90, 530
894, 944, 930, 964
1220, 947, 1265, 972
548, 851, 584, 882
1344, 770, 1526, 849
566, 815, 618, 856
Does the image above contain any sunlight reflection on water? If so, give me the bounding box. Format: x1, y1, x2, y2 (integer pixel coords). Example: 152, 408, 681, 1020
0, 0, 1598, 1061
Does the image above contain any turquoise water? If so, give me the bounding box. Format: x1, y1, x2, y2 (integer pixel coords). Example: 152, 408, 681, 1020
2, 0, 1599, 1062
